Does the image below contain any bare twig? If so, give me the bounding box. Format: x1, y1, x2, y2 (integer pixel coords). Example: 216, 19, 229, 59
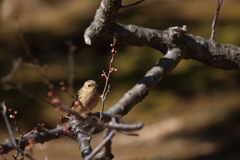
88, 128, 114, 160
67, 40, 77, 106
59, 82, 76, 99
0, 102, 35, 160
88, 37, 118, 135
22, 62, 76, 120
13, 12, 65, 109
14, 23, 56, 99
84, 130, 116, 160
8, 110, 24, 159
121, 0, 144, 8
210, 0, 223, 40
12, 14, 80, 122
14, 121, 23, 137
1, 57, 22, 84
23, 63, 57, 95
102, 128, 113, 158
99, 84, 110, 117
1, 102, 18, 148
100, 37, 118, 114
100, 37, 117, 97
3, 83, 84, 122
13, 13, 36, 63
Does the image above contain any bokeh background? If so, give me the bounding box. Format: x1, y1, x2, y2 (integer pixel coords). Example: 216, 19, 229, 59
0, 0, 240, 159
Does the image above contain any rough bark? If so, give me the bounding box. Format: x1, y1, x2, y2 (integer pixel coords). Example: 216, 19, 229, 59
84, 0, 240, 71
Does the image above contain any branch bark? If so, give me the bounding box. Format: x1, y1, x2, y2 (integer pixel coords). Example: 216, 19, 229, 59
0, 123, 65, 154
84, 0, 240, 71
105, 48, 183, 118
84, 0, 240, 120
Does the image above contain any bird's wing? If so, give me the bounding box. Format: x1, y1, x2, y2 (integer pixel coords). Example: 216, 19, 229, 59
78, 88, 84, 99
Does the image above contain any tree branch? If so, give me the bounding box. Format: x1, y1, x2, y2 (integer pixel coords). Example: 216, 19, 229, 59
1, 57, 22, 84
211, 0, 223, 40
121, 0, 144, 8
84, 129, 115, 160
0, 120, 91, 155
84, 0, 121, 45
104, 47, 183, 118
84, 0, 240, 71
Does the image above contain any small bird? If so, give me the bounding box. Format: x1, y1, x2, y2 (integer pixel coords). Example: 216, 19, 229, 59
60, 80, 99, 123
72, 80, 99, 113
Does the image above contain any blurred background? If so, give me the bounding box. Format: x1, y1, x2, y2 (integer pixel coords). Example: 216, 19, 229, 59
0, 0, 240, 159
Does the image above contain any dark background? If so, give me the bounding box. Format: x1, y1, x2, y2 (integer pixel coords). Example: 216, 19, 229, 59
0, 0, 240, 159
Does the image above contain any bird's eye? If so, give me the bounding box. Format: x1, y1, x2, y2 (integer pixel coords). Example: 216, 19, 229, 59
88, 85, 91, 87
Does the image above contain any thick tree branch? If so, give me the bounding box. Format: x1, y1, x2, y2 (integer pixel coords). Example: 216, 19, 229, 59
104, 48, 183, 118
0, 123, 66, 154
0, 113, 143, 157
74, 121, 92, 158
87, 21, 240, 70
0, 119, 98, 156
113, 24, 240, 70
84, 0, 240, 71
84, 0, 121, 45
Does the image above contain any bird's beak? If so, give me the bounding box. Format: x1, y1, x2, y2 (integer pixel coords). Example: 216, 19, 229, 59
95, 84, 98, 87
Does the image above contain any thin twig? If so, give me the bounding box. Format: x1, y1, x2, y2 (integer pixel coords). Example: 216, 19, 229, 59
210, 0, 223, 40
13, 13, 60, 105
13, 13, 66, 115
3, 83, 77, 117
12, 14, 76, 120
103, 128, 113, 157
67, 40, 77, 107
22, 63, 54, 91
87, 128, 114, 160
121, 0, 145, 8
88, 37, 118, 135
13, 12, 62, 107
22, 63, 64, 109
99, 37, 117, 122
87, 84, 110, 134
100, 84, 110, 116
13, 119, 23, 160
84, 130, 116, 160
1, 57, 22, 83
100, 37, 118, 112
0, 102, 35, 160
13, 13, 36, 63
60, 84, 76, 100
1, 102, 18, 147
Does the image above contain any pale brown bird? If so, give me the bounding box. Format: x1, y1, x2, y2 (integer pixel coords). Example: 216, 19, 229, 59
60, 80, 99, 123
72, 80, 99, 113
